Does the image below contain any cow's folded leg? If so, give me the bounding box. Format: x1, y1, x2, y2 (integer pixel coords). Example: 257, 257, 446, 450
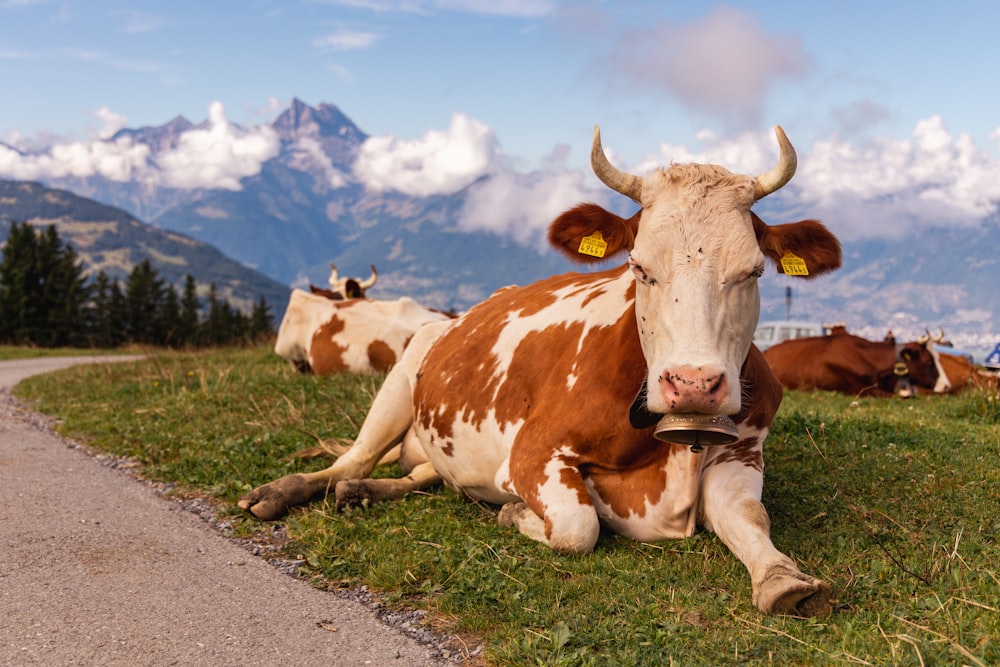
497, 499, 600, 554
237, 471, 335, 520
335, 461, 441, 509
238, 357, 421, 520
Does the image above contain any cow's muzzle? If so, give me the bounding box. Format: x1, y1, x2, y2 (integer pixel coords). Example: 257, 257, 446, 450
629, 380, 739, 452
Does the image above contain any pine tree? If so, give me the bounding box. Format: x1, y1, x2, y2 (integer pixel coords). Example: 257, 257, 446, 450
160, 284, 182, 347
250, 296, 274, 342
0, 222, 88, 347
0, 222, 39, 344
124, 259, 165, 344
179, 274, 201, 346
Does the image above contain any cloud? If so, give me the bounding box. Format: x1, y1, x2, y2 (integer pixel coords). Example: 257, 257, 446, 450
156, 102, 280, 190
95, 106, 127, 140
606, 6, 810, 127
597, 117, 1000, 242
309, 0, 553, 16
0, 102, 278, 190
354, 113, 501, 196
433, 0, 553, 17
0, 135, 152, 182
313, 29, 379, 52
457, 167, 599, 249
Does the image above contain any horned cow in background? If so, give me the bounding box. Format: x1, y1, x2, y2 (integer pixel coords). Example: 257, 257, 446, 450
309, 263, 378, 300
274, 289, 454, 375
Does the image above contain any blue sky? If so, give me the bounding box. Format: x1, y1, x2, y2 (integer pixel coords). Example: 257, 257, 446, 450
3, 0, 1000, 242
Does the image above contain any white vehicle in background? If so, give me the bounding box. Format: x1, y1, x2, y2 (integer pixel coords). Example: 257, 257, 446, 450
752, 320, 830, 351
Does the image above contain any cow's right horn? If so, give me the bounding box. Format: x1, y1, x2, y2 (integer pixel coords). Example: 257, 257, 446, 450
360, 264, 378, 290
591, 126, 643, 203
754, 125, 797, 200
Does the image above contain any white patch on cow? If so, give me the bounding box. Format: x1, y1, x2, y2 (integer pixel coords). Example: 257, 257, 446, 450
927, 343, 953, 393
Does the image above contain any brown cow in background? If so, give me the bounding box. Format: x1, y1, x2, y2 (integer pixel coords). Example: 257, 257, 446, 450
763, 331, 950, 397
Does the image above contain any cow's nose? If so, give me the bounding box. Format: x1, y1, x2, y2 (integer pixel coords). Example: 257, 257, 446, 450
659, 366, 729, 413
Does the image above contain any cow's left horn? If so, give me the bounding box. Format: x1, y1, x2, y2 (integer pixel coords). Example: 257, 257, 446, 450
754, 125, 797, 200
591, 126, 642, 203
359, 264, 378, 290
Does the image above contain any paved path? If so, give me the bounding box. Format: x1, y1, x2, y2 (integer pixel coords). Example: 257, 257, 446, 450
0, 356, 452, 666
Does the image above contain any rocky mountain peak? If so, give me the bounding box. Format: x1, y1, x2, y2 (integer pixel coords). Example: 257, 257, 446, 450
272, 98, 368, 145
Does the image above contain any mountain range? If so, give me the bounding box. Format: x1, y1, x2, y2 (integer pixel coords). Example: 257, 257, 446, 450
2, 99, 998, 355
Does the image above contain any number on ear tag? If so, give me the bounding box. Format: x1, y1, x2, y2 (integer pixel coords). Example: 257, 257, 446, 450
578, 231, 607, 258
780, 251, 809, 276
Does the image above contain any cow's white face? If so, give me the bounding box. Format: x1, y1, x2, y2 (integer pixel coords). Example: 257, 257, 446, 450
629, 167, 764, 415
588, 125, 798, 417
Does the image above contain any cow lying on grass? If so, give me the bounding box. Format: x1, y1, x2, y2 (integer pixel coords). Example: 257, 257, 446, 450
242, 125, 842, 616
274, 289, 454, 375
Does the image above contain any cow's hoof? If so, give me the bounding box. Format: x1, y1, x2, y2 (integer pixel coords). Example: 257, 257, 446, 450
753, 563, 833, 617
497, 502, 526, 527
335, 480, 374, 510
237, 474, 312, 520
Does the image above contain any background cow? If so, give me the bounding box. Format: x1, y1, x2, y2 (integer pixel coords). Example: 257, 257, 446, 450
242, 125, 842, 616
935, 351, 1000, 394
309, 262, 378, 300
763, 331, 950, 397
274, 289, 454, 375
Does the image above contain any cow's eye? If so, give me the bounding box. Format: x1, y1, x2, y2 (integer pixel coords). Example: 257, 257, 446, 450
747, 264, 765, 280
629, 260, 656, 285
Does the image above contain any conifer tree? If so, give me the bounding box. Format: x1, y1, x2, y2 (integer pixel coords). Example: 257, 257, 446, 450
124, 258, 165, 344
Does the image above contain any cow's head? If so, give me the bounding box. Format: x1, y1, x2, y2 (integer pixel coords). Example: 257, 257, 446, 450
326, 263, 378, 299
897, 331, 951, 395
550, 126, 842, 417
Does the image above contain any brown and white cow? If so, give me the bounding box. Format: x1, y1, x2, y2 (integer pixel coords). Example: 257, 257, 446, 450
241, 126, 842, 616
309, 263, 378, 300
274, 289, 453, 375
935, 351, 1000, 394
763, 331, 951, 397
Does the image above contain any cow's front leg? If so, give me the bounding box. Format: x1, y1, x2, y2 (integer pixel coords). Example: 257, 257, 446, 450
238, 365, 416, 520
496, 454, 600, 554
700, 439, 832, 617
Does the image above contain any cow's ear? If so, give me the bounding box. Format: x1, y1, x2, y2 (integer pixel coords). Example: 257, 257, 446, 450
548, 203, 638, 264
752, 212, 842, 279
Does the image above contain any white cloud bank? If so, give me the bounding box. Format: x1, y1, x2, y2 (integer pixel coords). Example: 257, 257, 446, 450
0, 102, 278, 190
353, 113, 598, 246
3, 106, 1000, 245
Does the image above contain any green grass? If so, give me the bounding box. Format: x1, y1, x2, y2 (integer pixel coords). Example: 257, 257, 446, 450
0, 345, 127, 361
12, 346, 1000, 666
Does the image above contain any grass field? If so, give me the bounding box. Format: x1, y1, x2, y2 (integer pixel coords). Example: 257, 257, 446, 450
12, 346, 1000, 666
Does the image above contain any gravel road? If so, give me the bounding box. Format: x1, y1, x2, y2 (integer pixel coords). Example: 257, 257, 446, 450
0, 356, 463, 666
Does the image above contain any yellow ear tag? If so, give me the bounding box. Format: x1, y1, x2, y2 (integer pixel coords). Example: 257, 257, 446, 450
780, 251, 809, 276
578, 231, 608, 258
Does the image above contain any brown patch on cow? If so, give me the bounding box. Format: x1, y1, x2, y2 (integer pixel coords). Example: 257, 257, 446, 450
752, 213, 841, 278
367, 338, 398, 372
309, 314, 350, 374
547, 204, 640, 264
704, 437, 763, 472
735, 346, 784, 431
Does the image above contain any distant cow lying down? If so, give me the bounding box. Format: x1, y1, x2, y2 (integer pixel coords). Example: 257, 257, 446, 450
763, 332, 950, 397
242, 125, 842, 616
274, 289, 454, 375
